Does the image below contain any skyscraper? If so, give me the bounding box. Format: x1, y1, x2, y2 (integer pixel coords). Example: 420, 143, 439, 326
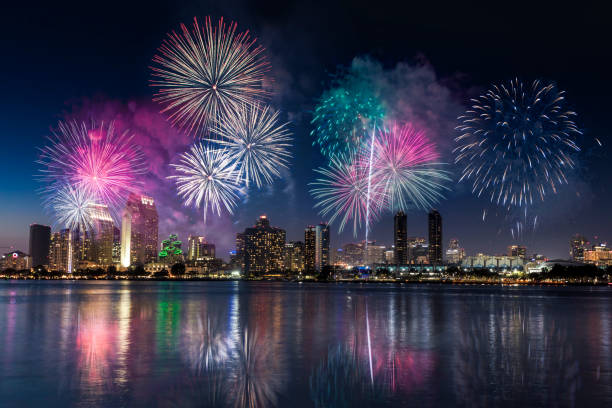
508, 245, 527, 260
29, 224, 51, 267
120, 193, 159, 267
49, 229, 71, 272
570, 234, 589, 261
446, 238, 465, 264
428, 210, 442, 264
284, 241, 304, 272
393, 211, 407, 264
187, 235, 215, 262
315, 222, 330, 271
239, 216, 286, 276
304, 225, 316, 273
87, 203, 115, 266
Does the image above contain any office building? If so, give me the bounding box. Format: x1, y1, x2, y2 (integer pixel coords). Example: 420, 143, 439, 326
335, 242, 365, 268
446, 238, 465, 264
29, 224, 51, 267
365, 242, 386, 266
428, 210, 442, 264
408, 237, 428, 264
120, 193, 159, 267
394, 211, 407, 264
304, 226, 316, 273
49, 229, 72, 272
570, 234, 589, 261
240, 216, 286, 276
284, 241, 304, 272
112, 227, 121, 264
315, 222, 330, 271
508, 245, 527, 260
187, 235, 215, 262
87, 203, 115, 266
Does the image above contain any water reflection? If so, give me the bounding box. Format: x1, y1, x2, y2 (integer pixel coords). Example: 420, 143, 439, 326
0, 282, 610, 407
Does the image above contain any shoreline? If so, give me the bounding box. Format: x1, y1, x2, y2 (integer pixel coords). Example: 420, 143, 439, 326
1, 277, 610, 286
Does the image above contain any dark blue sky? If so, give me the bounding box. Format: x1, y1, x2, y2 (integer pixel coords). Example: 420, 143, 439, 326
0, 0, 609, 259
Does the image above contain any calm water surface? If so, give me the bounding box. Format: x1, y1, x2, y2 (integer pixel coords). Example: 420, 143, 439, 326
0, 281, 611, 407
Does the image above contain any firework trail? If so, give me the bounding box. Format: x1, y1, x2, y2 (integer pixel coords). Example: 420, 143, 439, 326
310, 154, 386, 236
210, 103, 292, 188
169, 143, 243, 221
454, 79, 582, 210
151, 16, 270, 136
366, 122, 451, 212
311, 82, 385, 159
37, 120, 146, 214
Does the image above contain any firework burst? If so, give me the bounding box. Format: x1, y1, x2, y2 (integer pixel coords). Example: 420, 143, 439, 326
311, 85, 385, 158
37, 120, 146, 214
366, 123, 451, 212
151, 16, 270, 136
454, 79, 582, 209
169, 143, 242, 221
310, 155, 386, 236
45, 184, 95, 231
210, 103, 292, 188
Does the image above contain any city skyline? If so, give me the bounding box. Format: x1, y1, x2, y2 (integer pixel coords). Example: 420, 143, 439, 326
1, 1, 610, 260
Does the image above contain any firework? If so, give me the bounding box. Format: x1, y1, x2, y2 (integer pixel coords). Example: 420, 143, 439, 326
210, 103, 292, 188
310, 155, 386, 236
169, 143, 242, 221
37, 121, 146, 213
151, 17, 270, 136
366, 123, 451, 212
45, 184, 95, 231
311, 85, 385, 158
454, 79, 582, 209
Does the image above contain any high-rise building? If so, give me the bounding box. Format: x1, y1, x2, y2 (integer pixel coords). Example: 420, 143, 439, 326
112, 227, 121, 264
335, 242, 365, 267
239, 216, 286, 276
49, 229, 72, 272
284, 241, 304, 272
187, 236, 215, 262
120, 193, 159, 267
159, 234, 184, 264
570, 234, 589, 261
87, 203, 115, 266
304, 226, 316, 273
315, 222, 330, 271
446, 238, 465, 264
408, 237, 428, 264
394, 211, 407, 264
29, 224, 51, 267
365, 242, 386, 266
0, 251, 30, 270
428, 210, 442, 264
508, 245, 527, 260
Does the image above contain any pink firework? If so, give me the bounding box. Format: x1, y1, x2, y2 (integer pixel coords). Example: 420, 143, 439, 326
364, 123, 451, 211
38, 121, 147, 215
310, 154, 387, 236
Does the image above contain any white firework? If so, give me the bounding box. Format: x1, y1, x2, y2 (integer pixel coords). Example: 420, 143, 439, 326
46, 184, 95, 231
169, 143, 243, 221
211, 104, 292, 188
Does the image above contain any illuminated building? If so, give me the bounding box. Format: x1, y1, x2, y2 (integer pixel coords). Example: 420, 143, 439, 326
187, 235, 215, 262
49, 229, 72, 272
29, 224, 51, 268
462, 254, 524, 270
315, 222, 330, 271
0, 250, 30, 270
446, 238, 465, 264
284, 241, 304, 272
385, 249, 394, 264
112, 227, 121, 264
87, 203, 115, 266
159, 234, 184, 264
428, 210, 442, 264
408, 237, 428, 264
240, 215, 286, 276
584, 243, 612, 267
393, 211, 407, 264
304, 226, 316, 272
120, 193, 159, 267
570, 234, 589, 261
335, 242, 364, 268
365, 241, 386, 266
508, 245, 527, 260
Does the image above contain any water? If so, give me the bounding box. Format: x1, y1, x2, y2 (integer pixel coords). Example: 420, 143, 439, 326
0, 281, 610, 407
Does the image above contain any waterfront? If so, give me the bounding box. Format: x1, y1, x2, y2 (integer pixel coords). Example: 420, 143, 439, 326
1, 281, 611, 407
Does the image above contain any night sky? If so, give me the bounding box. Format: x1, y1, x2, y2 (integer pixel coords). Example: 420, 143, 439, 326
1, 0, 609, 260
